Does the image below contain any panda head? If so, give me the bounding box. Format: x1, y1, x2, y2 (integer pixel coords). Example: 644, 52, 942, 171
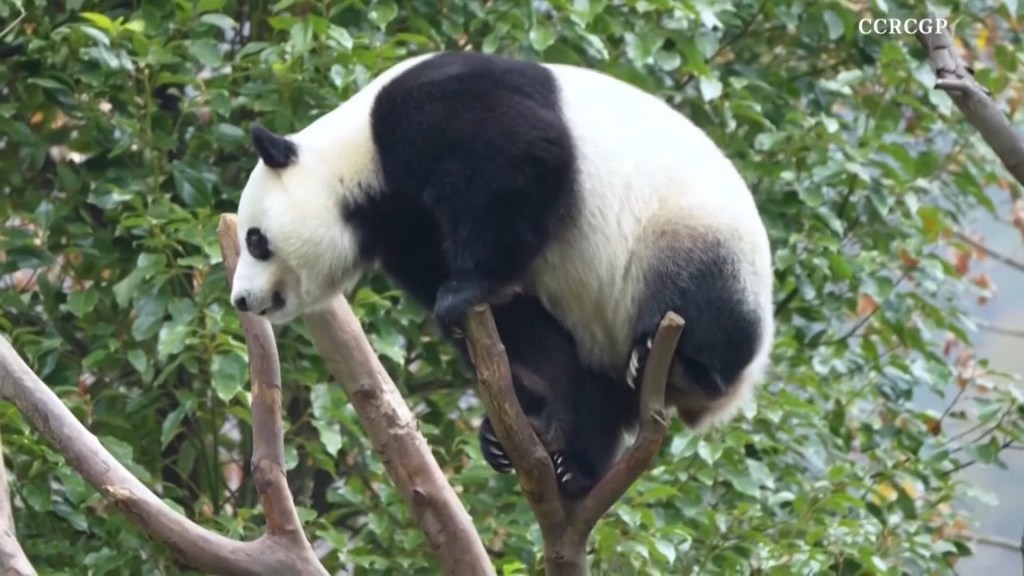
230, 123, 367, 324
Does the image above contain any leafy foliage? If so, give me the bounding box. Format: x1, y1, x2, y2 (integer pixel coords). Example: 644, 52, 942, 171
2, 0, 1023, 574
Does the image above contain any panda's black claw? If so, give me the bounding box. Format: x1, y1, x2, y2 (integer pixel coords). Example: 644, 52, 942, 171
625, 335, 654, 390
626, 350, 640, 389
551, 451, 595, 498
479, 417, 514, 474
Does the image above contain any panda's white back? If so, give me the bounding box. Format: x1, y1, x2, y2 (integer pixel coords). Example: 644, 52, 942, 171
527, 63, 774, 374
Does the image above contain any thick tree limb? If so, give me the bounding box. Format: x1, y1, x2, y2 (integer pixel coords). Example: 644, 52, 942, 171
465, 306, 684, 576
0, 335, 326, 575
0, 430, 35, 576
303, 299, 496, 576
0, 217, 330, 575
916, 21, 1024, 196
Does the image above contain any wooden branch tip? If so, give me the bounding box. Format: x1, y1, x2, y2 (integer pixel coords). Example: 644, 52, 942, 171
915, 14, 1024, 194
574, 311, 683, 532
0, 333, 328, 575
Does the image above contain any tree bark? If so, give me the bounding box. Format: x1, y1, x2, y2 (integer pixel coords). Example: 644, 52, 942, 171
465, 306, 685, 576
0, 335, 326, 576
304, 303, 497, 576
0, 430, 36, 576
916, 20, 1024, 196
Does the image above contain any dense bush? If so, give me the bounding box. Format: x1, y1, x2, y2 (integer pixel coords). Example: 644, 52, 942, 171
1, 0, 1022, 574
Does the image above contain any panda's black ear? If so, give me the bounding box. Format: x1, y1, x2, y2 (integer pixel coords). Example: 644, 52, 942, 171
250, 123, 298, 169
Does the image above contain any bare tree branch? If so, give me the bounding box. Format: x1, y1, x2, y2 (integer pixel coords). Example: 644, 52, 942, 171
916, 21, 1024, 197
302, 306, 496, 576
0, 335, 326, 575
0, 218, 333, 575
0, 430, 35, 576
977, 322, 1024, 339
217, 217, 317, 544
952, 231, 1024, 274
465, 306, 684, 576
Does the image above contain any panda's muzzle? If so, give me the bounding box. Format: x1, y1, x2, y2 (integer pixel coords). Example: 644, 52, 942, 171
232, 289, 286, 316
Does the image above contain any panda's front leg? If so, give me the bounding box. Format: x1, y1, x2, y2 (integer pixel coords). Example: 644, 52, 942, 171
433, 277, 510, 338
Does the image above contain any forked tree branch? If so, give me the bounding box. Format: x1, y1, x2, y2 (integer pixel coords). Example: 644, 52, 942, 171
0, 430, 35, 576
0, 327, 326, 575
465, 306, 684, 576
218, 214, 495, 576
915, 19, 1024, 197
0, 217, 330, 575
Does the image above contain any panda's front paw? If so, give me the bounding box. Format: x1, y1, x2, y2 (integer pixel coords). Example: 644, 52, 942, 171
434, 278, 491, 338
552, 451, 597, 498
479, 417, 513, 473
625, 334, 654, 389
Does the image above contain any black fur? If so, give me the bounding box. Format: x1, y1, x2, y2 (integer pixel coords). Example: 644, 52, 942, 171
630, 234, 763, 427
245, 227, 273, 261
368, 52, 578, 329
340, 51, 764, 493
250, 123, 298, 169
344, 52, 633, 495
486, 297, 638, 496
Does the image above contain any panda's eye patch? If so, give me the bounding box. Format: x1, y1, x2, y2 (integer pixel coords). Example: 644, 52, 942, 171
245, 227, 273, 261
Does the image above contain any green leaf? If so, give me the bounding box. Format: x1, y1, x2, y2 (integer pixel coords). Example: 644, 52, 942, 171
197, 0, 227, 11
369, 1, 397, 29
66, 289, 99, 317
127, 349, 148, 375
328, 25, 354, 50
131, 291, 167, 341
824, 10, 844, 40
699, 75, 722, 101
211, 352, 248, 402
652, 538, 677, 565
198, 13, 237, 31
827, 254, 853, 280
157, 322, 190, 360
160, 403, 189, 448
188, 39, 222, 67
289, 20, 313, 53
23, 481, 52, 512
80, 12, 114, 32
314, 421, 343, 456
529, 21, 557, 52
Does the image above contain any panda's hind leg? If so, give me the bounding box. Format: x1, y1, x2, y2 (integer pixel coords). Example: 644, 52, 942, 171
477, 296, 625, 497
628, 236, 765, 427
477, 414, 599, 497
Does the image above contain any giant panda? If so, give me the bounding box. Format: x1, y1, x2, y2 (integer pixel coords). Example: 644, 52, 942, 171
229, 51, 775, 496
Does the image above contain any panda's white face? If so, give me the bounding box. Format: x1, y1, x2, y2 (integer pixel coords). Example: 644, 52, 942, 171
231, 131, 365, 325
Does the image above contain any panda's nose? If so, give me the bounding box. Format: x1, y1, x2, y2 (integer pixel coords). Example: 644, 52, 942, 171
233, 295, 250, 312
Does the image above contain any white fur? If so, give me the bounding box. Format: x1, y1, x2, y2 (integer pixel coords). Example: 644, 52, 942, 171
232, 53, 774, 423
232, 54, 434, 322
526, 64, 774, 424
